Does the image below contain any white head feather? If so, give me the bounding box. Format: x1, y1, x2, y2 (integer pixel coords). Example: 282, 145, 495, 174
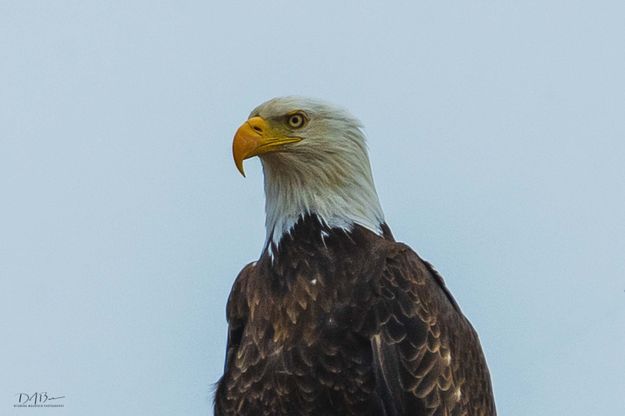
249, 96, 385, 251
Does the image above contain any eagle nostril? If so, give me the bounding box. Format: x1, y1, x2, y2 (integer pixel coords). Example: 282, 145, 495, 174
252, 125, 263, 133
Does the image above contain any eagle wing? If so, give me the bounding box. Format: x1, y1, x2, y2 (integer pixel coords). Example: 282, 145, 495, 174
371, 243, 496, 416
214, 262, 253, 415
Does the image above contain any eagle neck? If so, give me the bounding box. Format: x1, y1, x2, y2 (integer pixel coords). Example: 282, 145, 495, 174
260, 152, 385, 256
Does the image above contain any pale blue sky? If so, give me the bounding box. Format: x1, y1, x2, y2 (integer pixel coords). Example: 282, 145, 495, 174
1, 1, 624, 415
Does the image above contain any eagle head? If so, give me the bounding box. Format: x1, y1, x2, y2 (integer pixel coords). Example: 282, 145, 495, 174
232, 96, 385, 249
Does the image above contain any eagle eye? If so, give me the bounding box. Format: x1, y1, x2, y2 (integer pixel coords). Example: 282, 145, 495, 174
287, 112, 307, 129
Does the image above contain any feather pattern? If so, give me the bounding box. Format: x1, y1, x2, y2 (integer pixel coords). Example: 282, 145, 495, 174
214, 216, 496, 415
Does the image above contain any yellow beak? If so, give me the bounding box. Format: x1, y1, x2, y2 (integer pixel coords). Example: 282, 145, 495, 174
232, 116, 302, 176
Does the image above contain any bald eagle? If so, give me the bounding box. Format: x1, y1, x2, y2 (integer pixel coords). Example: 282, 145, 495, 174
214, 97, 496, 416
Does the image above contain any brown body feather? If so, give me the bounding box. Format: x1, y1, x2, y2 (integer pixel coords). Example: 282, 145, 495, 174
215, 215, 496, 415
